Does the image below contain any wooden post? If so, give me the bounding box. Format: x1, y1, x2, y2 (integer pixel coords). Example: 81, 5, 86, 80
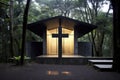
58, 18, 62, 60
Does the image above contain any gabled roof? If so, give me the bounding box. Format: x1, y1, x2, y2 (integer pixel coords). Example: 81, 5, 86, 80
27, 16, 97, 37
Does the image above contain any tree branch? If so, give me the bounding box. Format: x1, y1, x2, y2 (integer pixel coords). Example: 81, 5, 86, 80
0, 1, 9, 6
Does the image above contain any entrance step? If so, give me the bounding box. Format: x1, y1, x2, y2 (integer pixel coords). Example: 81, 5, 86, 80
88, 58, 113, 71
93, 64, 113, 71
88, 60, 113, 64
35, 57, 88, 65
35, 55, 113, 65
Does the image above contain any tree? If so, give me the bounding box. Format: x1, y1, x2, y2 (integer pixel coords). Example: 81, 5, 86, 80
72, 0, 113, 57
20, 0, 31, 65
0, 0, 10, 62
9, 0, 14, 57
35, 0, 76, 17
111, 0, 120, 72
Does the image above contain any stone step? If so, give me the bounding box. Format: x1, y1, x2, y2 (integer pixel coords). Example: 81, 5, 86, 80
36, 57, 88, 65
93, 64, 113, 71
88, 60, 113, 64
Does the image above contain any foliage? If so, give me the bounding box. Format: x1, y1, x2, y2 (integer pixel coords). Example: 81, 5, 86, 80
0, 0, 10, 62
13, 56, 30, 60
72, 0, 113, 57
12, 56, 30, 65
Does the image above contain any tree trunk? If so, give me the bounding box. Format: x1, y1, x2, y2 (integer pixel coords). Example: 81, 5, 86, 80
20, 0, 31, 65
111, 0, 120, 72
9, 0, 14, 57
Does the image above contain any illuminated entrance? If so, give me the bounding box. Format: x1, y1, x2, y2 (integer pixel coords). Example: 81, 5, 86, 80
47, 28, 74, 55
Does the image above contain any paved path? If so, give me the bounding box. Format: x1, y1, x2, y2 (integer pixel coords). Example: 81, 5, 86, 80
0, 63, 120, 80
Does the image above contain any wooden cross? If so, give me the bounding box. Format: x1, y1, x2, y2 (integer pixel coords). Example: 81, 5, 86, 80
52, 18, 69, 59
52, 34, 68, 38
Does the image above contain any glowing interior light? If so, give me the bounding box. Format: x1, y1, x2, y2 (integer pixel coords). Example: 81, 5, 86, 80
47, 28, 74, 55
47, 70, 59, 76
47, 70, 72, 76
61, 71, 72, 75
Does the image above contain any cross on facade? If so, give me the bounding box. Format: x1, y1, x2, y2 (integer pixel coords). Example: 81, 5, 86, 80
52, 18, 69, 59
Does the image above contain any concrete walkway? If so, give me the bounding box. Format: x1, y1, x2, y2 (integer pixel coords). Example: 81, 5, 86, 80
0, 63, 120, 80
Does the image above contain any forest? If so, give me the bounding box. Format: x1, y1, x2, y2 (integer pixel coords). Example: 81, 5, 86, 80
0, 0, 113, 62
